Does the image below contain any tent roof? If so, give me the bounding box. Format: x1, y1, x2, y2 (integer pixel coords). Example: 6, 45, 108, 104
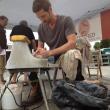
0, 0, 110, 31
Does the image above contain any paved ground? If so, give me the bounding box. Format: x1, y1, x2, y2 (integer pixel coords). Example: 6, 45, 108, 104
1, 66, 110, 110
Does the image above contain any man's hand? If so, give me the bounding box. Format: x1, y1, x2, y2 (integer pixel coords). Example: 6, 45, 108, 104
33, 48, 50, 58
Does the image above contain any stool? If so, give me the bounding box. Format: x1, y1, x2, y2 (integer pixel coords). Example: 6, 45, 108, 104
87, 50, 102, 79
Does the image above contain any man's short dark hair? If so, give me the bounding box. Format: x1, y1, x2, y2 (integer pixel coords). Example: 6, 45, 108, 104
32, 0, 51, 13
0, 15, 8, 21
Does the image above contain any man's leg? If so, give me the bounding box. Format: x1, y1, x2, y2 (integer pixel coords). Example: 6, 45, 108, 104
75, 59, 84, 81
56, 49, 84, 81
28, 72, 42, 100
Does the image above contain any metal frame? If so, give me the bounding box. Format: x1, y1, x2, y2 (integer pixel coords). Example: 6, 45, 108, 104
2, 65, 58, 110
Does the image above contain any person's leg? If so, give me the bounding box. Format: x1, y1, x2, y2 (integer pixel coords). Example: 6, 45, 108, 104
11, 73, 17, 83
75, 59, 84, 81
28, 72, 42, 97
23, 72, 29, 86
0, 70, 5, 84
56, 49, 84, 81
0, 55, 6, 84
24, 72, 29, 82
29, 72, 38, 86
27, 72, 43, 103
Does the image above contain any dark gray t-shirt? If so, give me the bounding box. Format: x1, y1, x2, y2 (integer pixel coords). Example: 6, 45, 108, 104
38, 15, 76, 60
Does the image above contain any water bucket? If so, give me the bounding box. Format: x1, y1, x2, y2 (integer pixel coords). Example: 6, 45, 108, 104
0, 84, 5, 110
1, 83, 23, 110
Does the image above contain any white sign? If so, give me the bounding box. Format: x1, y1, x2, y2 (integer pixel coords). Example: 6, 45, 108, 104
75, 14, 102, 42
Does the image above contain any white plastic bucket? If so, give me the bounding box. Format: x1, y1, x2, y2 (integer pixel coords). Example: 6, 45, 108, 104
0, 93, 2, 110
0, 84, 4, 110
1, 83, 23, 110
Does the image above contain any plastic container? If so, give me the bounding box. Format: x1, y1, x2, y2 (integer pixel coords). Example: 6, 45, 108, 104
1, 83, 23, 110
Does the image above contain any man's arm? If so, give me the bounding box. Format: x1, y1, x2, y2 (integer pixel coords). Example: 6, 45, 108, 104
34, 34, 76, 57
48, 16, 77, 56
49, 33, 76, 56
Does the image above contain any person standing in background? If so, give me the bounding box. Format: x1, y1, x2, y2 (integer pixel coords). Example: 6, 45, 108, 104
10, 20, 37, 85
10, 20, 36, 52
0, 15, 8, 85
